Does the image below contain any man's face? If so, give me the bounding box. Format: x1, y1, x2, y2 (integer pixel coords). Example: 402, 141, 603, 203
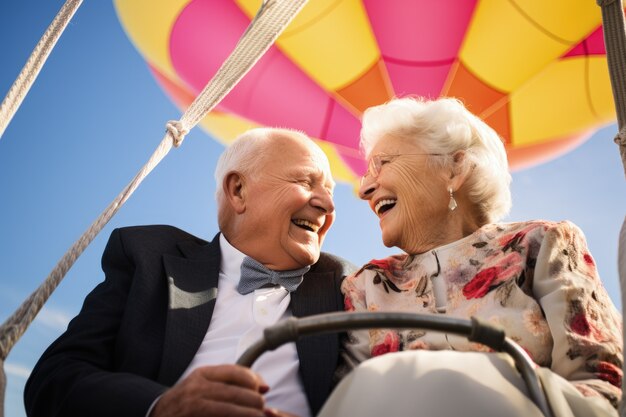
239, 136, 336, 270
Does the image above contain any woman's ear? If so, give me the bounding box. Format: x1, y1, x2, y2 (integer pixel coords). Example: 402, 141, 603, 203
223, 172, 246, 214
448, 151, 472, 191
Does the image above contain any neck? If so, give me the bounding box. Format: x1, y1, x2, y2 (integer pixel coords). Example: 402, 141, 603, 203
403, 208, 483, 255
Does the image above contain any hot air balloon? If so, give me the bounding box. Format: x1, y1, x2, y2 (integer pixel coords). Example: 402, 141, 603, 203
114, 0, 616, 185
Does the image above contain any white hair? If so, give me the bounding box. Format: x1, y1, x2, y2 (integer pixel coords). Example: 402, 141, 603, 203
360, 97, 512, 223
214, 127, 314, 202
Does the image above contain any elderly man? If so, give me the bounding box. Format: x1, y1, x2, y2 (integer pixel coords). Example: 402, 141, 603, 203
24, 128, 355, 417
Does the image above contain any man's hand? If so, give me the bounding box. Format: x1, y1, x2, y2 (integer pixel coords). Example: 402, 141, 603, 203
151, 365, 269, 417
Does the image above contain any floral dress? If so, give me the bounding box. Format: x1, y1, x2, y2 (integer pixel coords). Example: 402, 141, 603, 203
342, 220, 623, 409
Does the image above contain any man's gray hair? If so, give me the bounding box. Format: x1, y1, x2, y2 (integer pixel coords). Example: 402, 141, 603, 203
360, 97, 512, 223
214, 127, 313, 202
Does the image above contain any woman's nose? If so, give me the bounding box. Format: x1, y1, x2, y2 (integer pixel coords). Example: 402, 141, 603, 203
358, 175, 377, 200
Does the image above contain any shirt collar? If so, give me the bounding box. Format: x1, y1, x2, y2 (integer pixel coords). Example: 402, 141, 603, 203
219, 234, 247, 285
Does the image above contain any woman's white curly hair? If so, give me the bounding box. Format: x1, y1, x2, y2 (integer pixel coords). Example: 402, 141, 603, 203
360, 97, 512, 223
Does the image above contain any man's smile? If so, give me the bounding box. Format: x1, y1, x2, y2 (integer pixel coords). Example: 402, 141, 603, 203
291, 218, 321, 233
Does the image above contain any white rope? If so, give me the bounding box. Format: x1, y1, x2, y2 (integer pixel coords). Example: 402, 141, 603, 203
0, 0, 308, 360
173, 0, 309, 140
0, 0, 83, 140
0, 1, 309, 415
595, 2, 626, 416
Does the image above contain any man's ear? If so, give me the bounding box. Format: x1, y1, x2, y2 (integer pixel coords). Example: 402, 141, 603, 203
223, 172, 246, 214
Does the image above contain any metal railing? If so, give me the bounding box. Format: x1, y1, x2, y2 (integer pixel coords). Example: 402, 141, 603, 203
237, 312, 554, 417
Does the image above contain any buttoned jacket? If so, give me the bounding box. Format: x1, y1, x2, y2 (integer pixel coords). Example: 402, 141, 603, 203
25, 225, 354, 417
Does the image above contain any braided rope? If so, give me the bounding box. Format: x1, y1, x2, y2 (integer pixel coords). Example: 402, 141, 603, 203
597, 0, 626, 176
0, 0, 83, 140
0, 134, 175, 362
0, 0, 309, 361
176, 0, 309, 135
595, 3, 626, 417
0, 361, 4, 417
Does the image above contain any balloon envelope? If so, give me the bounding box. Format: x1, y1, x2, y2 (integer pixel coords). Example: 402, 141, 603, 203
114, 0, 616, 184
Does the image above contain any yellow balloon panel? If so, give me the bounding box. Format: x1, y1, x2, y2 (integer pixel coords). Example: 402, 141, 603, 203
588, 57, 618, 124
199, 112, 358, 184
510, 58, 607, 146
514, 0, 601, 42
113, 0, 189, 82
198, 112, 259, 146
461, 0, 597, 92
235, 0, 379, 91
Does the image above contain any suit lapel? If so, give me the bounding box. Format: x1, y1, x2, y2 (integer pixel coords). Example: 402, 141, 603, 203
291, 269, 341, 414
290, 270, 337, 318
157, 234, 221, 386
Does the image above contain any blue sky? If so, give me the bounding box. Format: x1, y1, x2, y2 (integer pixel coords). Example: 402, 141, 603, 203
1, 2, 624, 416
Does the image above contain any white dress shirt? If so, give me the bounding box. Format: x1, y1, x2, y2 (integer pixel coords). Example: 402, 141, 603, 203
178, 234, 311, 417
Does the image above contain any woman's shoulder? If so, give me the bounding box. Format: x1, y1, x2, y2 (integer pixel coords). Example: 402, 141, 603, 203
479, 220, 591, 263
490, 219, 586, 241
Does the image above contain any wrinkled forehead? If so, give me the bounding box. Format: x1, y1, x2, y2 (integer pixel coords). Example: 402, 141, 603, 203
267, 134, 334, 177
367, 135, 425, 159
284, 131, 325, 154
303, 145, 336, 187
305, 147, 335, 186
309, 145, 332, 172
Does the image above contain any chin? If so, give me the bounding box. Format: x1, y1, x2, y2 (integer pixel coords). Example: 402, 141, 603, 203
296, 245, 320, 267
300, 250, 320, 266
281, 244, 318, 269
380, 230, 396, 248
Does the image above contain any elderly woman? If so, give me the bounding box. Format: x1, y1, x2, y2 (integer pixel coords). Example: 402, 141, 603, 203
320, 97, 622, 417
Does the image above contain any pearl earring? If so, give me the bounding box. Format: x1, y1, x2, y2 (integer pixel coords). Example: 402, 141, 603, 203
448, 187, 457, 211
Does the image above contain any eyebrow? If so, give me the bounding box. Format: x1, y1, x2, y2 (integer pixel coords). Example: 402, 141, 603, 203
292, 166, 322, 176
292, 167, 335, 188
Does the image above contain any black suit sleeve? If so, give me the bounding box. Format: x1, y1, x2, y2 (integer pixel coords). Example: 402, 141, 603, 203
24, 228, 167, 417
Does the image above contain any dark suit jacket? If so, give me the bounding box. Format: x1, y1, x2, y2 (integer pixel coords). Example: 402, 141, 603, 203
24, 225, 355, 417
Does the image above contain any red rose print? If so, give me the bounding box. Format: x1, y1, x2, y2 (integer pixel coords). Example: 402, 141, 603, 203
368, 259, 392, 271
344, 295, 355, 312
583, 253, 595, 266
371, 343, 390, 356
570, 312, 591, 336
463, 267, 499, 299
371, 332, 400, 357
595, 361, 622, 387
496, 253, 523, 281
504, 231, 524, 246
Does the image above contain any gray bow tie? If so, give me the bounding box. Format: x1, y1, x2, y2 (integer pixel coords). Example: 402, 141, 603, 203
237, 256, 310, 295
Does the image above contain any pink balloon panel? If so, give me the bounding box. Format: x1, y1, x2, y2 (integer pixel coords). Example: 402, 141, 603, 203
169, 0, 364, 174
563, 27, 606, 58
364, 0, 477, 97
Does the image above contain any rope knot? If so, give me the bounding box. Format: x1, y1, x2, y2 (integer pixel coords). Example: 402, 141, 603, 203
614, 126, 626, 146
165, 120, 188, 147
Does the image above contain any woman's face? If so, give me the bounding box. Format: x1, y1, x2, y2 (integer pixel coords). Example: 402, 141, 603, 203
359, 135, 450, 253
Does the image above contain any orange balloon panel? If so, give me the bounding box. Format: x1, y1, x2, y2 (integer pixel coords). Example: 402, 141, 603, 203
114, 0, 618, 185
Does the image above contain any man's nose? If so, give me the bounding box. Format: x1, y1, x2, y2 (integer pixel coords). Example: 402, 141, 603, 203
311, 187, 335, 214
358, 175, 377, 200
